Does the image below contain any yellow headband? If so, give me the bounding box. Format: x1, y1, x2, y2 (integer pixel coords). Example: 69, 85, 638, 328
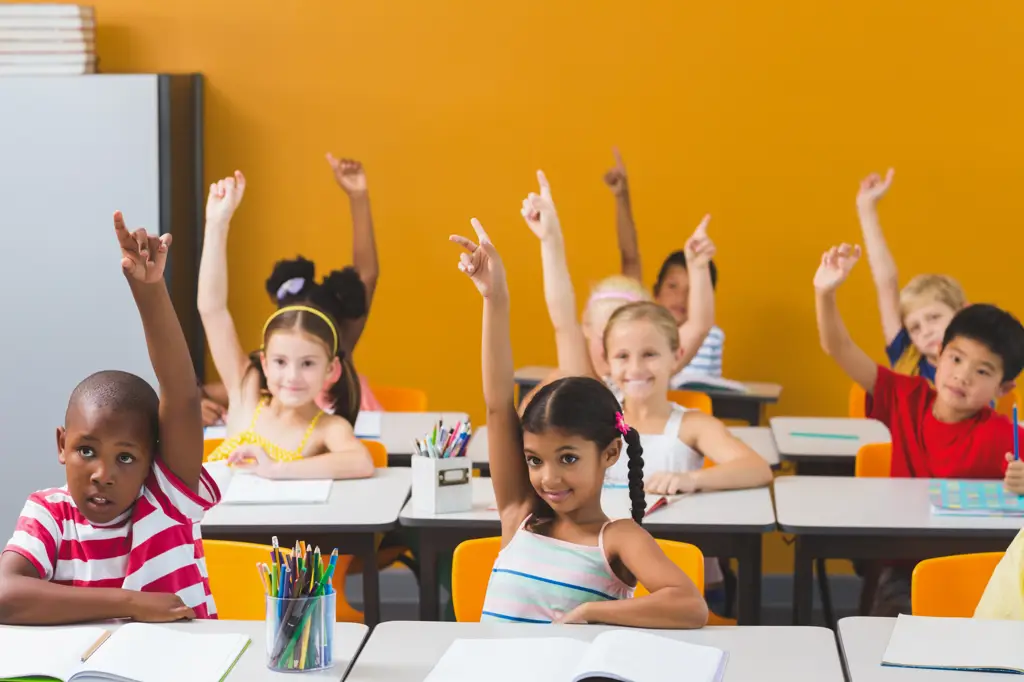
261, 305, 338, 355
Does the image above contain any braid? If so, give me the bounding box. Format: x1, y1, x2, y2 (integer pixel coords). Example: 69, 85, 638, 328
623, 426, 645, 524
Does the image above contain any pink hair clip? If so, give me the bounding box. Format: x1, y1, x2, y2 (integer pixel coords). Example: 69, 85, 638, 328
615, 411, 629, 435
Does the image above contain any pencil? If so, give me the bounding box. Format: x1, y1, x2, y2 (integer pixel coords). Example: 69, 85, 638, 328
81, 630, 111, 662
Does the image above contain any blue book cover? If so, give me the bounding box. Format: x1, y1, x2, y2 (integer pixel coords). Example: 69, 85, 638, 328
929, 480, 1024, 516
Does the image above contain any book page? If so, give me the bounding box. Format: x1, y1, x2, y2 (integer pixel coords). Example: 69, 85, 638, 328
354, 411, 383, 438
424, 638, 588, 682
77, 623, 250, 682
0, 625, 106, 680
882, 614, 1024, 673
675, 375, 748, 393
573, 630, 727, 682
222, 471, 332, 505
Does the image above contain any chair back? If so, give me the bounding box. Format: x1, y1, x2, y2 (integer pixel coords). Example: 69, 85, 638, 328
667, 390, 712, 415
373, 386, 428, 412
911, 552, 1004, 617
203, 438, 224, 462
849, 383, 867, 418
361, 440, 388, 468
855, 442, 892, 478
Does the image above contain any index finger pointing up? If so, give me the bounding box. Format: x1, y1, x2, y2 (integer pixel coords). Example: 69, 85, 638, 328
536, 170, 552, 200
612, 147, 625, 169
693, 214, 711, 237
470, 217, 492, 245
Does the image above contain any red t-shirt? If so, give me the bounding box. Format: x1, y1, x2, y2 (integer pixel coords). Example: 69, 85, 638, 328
866, 366, 1018, 479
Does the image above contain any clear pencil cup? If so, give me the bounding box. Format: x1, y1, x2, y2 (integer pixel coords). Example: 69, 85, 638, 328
266, 592, 335, 672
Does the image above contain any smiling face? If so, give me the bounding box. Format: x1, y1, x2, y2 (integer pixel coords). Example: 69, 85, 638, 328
605, 317, 682, 402
58, 402, 154, 524
260, 328, 339, 408
522, 428, 619, 514
933, 336, 1013, 417
905, 300, 958, 362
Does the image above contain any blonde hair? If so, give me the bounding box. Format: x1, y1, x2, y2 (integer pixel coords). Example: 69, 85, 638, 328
582, 275, 652, 331
899, 274, 966, 320
603, 301, 680, 354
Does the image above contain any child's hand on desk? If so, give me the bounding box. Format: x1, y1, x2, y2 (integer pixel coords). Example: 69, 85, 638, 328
206, 171, 246, 226
520, 170, 561, 241
856, 169, 894, 212
602, 147, 628, 196
129, 592, 196, 622
1004, 453, 1024, 495
450, 219, 507, 300
114, 211, 170, 284
228, 445, 276, 478
552, 603, 592, 624
684, 215, 715, 269
326, 154, 368, 197
645, 471, 697, 495
814, 243, 861, 293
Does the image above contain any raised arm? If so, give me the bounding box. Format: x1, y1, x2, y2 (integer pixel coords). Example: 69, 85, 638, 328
603, 148, 643, 281
676, 215, 716, 369
115, 212, 203, 491
814, 244, 878, 394
522, 171, 594, 378
450, 221, 534, 538
327, 154, 377, 353
856, 170, 903, 344
196, 173, 249, 397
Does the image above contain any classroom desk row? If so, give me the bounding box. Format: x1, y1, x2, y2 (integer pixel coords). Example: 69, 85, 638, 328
18, 616, 951, 681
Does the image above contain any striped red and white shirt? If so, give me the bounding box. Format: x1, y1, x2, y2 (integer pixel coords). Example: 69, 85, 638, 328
3, 458, 221, 618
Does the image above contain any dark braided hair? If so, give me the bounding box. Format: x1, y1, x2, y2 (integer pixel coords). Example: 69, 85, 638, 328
521, 376, 646, 525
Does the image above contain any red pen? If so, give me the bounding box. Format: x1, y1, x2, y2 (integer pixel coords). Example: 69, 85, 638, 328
645, 496, 668, 517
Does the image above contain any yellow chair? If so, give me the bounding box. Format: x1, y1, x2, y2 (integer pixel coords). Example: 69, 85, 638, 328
849, 383, 867, 418
451, 536, 706, 622
203, 438, 224, 462
855, 442, 892, 478
911, 552, 1003, 617
372, 386, 428, 412
667, 390, 712, 415
996, 387, 1023, 419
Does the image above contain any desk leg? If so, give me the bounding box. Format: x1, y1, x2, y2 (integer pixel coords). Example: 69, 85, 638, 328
418, 532, 440, 621
793, 538, 814, 625
736, 537, 762, 625
360, 534, 381, 627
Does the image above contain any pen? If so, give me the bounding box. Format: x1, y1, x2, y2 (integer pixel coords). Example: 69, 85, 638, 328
1015, 405, 1019, 460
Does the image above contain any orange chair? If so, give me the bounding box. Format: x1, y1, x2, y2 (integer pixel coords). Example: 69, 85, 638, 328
911, 552, 1003, 617
667, 390, 713, 415
451, 536, 706, 622
849, 383, 867, 418
855, 442, 892, 478
203, 438, 224, 462
372, 386, 428, 412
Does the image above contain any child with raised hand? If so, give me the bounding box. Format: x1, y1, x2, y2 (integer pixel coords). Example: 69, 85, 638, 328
451, 218, 707, 628
0, 212, 221, 625
200, 155, 383, 425
814, 242, 1024, 615
198, 171, 374, 480
603, 149, 722, 380
855, 169, 967, 384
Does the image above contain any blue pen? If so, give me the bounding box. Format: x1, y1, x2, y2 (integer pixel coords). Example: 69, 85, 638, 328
1014, 405, 1019, 460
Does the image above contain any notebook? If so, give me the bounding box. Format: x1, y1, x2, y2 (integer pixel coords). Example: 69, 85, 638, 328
672, 375, 749, 394
424, 630, 727, 682
354, 410, 383, 439
882, 614, 1024, 674
928, 480, 1024, 517
0, 622, 250, 682
204, 462, 332, 505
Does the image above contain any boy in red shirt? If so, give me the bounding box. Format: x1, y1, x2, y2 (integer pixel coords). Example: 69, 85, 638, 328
814, 243, 1024, 615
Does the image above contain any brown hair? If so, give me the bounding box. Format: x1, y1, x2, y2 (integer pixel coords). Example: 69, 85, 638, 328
602, 301, 680, 354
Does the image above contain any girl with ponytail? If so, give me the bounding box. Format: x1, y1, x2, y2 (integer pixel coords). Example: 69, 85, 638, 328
451, 217, 706, 628
197, 171, 374, 480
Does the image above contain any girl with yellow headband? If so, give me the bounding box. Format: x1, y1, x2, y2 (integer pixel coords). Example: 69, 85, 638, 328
197, 170, 374, 480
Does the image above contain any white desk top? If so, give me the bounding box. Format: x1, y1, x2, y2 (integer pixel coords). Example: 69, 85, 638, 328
203, 468, 411, 534
359, 412, 470, 456
775, 476, 1024, 536
838, 617, 1009, 681
400, 477, 775, 533
0, 620, 369, 681
770, 417, 891, 458
344, 621, 844, 682
469, 426, 779, 467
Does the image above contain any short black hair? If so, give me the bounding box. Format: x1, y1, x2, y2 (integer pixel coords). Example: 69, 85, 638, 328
67, 370, 160, 444
942, 304, 1024, 382
653, 250, 718, 295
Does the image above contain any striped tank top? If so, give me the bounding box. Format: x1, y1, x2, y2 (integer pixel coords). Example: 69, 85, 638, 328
480, 515, 634, 623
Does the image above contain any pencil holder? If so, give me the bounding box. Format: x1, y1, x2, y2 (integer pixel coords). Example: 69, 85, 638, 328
266, 592, 335, 672
411, 454, 473, 514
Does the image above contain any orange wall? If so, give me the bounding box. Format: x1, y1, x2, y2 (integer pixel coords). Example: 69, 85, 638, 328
53, 1, 1024, 572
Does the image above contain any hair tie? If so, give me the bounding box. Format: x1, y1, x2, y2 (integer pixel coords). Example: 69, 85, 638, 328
276, 277, 306, 302
615, 411, 630, 435
262, 305, 338, 355
589, 291, 644, 305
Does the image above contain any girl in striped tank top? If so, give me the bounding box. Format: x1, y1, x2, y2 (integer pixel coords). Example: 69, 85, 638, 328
450, 196, 707, 629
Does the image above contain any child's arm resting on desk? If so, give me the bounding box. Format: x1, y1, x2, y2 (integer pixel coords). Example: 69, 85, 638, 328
558, 521, 707, 629
231, 417, 375, 480
814, 244, 877, 394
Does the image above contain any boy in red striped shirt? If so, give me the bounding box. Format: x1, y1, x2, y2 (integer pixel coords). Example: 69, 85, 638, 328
0, 212, 222, 625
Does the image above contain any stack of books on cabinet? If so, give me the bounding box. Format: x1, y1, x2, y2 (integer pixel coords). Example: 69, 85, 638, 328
0, 4, 96, 76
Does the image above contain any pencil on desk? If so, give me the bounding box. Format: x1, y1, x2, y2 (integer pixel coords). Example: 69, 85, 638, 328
81, 630, 111, 662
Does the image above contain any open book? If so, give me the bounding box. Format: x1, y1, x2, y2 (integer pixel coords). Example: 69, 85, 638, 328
882, 614, 1024, 674
671, 375, 749, 394
928, 480, 1024, 517
204, 461, 332, 505
424, 630, 727, 682
0, 622, 250, 682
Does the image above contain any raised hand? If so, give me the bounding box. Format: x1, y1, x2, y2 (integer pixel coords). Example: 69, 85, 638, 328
856, 169, 894, 211
326, 154, 368, 196
450, 218, 507, 299
114, 211, 171, 284
602, 147, 628, 196
683, 215, 715, 268
814, 243, 862, 293
128, 591, 196, 622
206, 171, 246, 226
520, 170, 561, 241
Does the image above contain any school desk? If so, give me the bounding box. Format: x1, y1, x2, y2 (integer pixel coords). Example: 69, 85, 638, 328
201, 467, 412, 627
342, 621, 845, 682
467, 425, 781, 477
775, 476, 1021, 626
770, 417, 892, 476
512, 366, 782, 426
399, 478, 775, 625
359, 412, 470, 467
837, 616, 1009, 681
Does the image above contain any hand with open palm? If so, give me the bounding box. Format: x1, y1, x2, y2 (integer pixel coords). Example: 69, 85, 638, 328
114, 211, 171, 284
450, 218, 507, 300
814, 243, 862, 293
520, 170, 561, 241
856, 169, 894, 211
